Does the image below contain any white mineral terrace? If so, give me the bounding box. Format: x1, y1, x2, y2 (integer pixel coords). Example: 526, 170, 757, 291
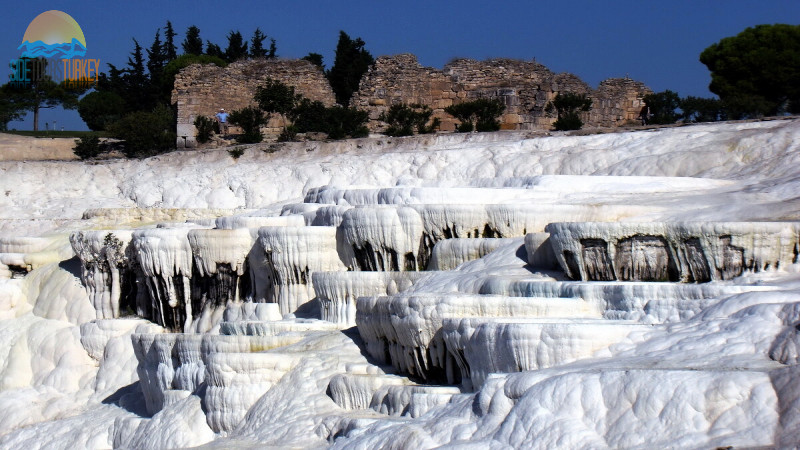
1, 119, 800, 448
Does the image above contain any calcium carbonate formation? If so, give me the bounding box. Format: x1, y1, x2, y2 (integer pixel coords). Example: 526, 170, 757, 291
1, 119, 800, 448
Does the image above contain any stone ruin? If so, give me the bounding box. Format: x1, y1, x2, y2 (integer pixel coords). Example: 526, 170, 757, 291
172, 54, 651, 143
171, 58, 336, 148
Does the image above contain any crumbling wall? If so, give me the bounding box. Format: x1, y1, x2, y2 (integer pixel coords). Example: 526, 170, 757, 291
171, 58, 336, 147
173, 55, 651, 142
351, 54, 649, 132
589, 78, 652, 128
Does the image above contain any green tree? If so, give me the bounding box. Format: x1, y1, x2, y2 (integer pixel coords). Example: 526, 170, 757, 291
256, 79, 300, 116
643, 90, 680, 125
205, 41, 224, 60
224, 31, 248, 62
324, 106, 369, 139
288, 98, 369, 140
327, 31, 374, 106
193, 115, 215, 143
445, 102, 477, 132
545, 92, 592, 131
182, 26, 203, 55
700, 24, 800, 117
379, 103, 439, 136
445, 98, 506, 132
250, 28, 274, 59
78, 91, 126, 131
146, 29, 168, 104
229, 106, 267, 143
163, 21, 178, 61
473, 98, 505, 131
303, 53, 324, 69
291, 98, 328, 132
250, 28, 268, 58
73, 134, 102, 160
0, 84, 29, 130
4, 60, 85, 131
114, 39, 150, 111
108, 104, 176, 157
679, 96, 725, 123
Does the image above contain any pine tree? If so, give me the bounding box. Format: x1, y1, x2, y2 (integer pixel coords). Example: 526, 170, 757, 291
182, 26, 203, 55
250, 28, 267, 58
205, 41, 224, 59
146, 30, 166, 80
124, 39, 149, 111
268, 38, 277, 59
163, 21, 178, 61
224, 30, 248, 62
327, 31, 374, 106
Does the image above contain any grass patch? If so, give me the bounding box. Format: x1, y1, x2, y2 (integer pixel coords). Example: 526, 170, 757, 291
3, 130, 111, 139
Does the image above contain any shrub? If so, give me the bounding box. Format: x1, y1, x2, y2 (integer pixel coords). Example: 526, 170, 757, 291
291, 99, 329, 133
545, 92, 592, 131
73, 134, 102, 160
379, 103, 439, 137
229, 106, 267, 144
228, 147, 245, 159
552, 113, 584, 131
193, 115, 215, 143
473, 98, 504, 132
108, 104, 176, 158
456, 121, 474, 132
445, 98, 505, 132
77, 91, 126, 131
291, 99, 368, 139
325, 106, 369, 139
277, 125, 298, 142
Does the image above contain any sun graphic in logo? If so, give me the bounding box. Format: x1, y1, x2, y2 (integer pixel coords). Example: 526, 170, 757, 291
18, 10, 87, 59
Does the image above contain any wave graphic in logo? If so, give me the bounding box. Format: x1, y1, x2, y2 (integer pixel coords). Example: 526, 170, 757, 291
18, 38, 87, 59
19, 10, 87, 60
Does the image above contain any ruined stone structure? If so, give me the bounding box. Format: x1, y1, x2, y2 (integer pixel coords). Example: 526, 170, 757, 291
171, 58, 336, 147
172, 54, 650, 142
351, 54, 650, 132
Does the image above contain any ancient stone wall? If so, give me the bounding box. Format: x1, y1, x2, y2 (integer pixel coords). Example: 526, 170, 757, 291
171, 58, 335, 147
589, 78, 652, 127
351, 54, 650, 132
172, 55, 651, 143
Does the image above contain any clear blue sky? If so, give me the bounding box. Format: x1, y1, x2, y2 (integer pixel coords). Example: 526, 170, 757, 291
3, 0, 799, 131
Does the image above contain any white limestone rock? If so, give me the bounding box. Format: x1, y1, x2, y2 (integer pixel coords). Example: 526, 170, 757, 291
428, 238, 517, 270
258, 226, 346, 315
222, 301, 282, 323
442, 317, 651, 389
477, 278, 782, 323
312, 271, 426, 326
337, 206, 424, 271
327, 373, 412, 411
356, 293, 603, 382
546, 221, 800, 282
214, 214, 305, 230
204, 351, 302, 432
369, 384, 461, 417
70, 230, 136, 319
187, 228, 258, 331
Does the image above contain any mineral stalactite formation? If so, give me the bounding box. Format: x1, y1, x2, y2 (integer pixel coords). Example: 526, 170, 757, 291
2, 119, 800, 448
